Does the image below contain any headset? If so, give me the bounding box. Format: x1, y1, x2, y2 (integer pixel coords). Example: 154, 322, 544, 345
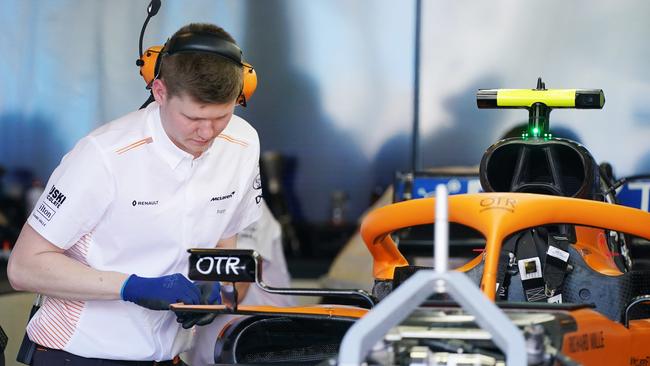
136, 0, 257, 107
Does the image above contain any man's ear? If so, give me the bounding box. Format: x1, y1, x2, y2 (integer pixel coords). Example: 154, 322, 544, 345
151, 79, 167, 105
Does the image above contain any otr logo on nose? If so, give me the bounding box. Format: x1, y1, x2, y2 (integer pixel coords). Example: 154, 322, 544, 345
479, 197, 517, 212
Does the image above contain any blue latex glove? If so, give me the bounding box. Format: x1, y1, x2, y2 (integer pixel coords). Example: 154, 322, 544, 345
176, 281, 222, 329
121, 273, 201, 310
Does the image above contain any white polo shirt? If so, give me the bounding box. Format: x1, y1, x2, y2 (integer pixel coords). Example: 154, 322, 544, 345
26, 101, 262, 361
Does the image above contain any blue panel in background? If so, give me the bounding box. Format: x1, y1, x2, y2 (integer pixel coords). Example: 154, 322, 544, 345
616, 179, 650, 212
394, 173, 482, 203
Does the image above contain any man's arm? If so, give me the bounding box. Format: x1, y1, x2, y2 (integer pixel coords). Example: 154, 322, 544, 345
217, 235, 250, 304
7, 223, 128, 300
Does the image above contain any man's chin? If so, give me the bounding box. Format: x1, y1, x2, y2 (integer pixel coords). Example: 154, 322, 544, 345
188, 142, 212, 157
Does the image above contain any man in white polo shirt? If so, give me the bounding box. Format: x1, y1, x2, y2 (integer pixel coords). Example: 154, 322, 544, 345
7, 23, 262, 365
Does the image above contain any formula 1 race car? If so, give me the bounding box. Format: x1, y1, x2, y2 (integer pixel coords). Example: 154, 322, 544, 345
173, 79, 650, 365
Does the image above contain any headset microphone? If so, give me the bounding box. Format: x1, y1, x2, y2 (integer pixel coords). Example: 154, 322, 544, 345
147, 0, 161, 16
136, 0, 161, 68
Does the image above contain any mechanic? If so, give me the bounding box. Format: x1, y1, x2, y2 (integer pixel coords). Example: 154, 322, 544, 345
7, 23, 261, 365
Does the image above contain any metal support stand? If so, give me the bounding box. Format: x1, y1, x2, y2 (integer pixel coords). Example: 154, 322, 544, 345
337, 185, 526, 366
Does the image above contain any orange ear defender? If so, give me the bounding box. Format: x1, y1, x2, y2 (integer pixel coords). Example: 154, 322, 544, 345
139, 45, 163, 87
138, 34, 257, 107
239, 62, 257, 107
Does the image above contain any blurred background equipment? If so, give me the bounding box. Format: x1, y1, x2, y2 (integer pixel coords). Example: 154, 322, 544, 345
259, 151, 302, 256
0, 325, 6, 366
6, 0, 650, 244
0, 165, 37, 262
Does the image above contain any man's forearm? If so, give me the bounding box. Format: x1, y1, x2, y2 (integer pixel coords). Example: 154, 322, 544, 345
10, 251, 128, 300
8, 224, 128, 301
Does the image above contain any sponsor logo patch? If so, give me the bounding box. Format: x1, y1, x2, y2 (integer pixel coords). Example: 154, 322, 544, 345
479, 197, 516, 213
253, 172, 263, 204
37, 202, 56, 221
131, 200, 159, 207
210, 191, 236, 202
46, 185, 67, 209
252, 173, 262, 190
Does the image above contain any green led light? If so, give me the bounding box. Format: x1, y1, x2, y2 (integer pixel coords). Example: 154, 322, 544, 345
532, 127, 539, 135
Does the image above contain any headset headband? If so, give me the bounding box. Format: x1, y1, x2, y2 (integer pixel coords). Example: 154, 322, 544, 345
164, 31, 243, 65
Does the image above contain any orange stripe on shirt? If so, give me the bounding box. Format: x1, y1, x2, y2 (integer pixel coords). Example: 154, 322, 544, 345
65, 233, 91, 265
28, 307, 71, 348
30, 323, 64, 349
27, 297, 86, 350
30, 316, 66, 349
27, 233, 92, 349
30, 321, 59, 347
217, 134, 248, 147
43, 308, 72, 339
42, 301, 75, 336
115, 137, 153, 154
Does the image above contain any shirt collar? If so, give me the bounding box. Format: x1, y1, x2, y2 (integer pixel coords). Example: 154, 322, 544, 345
146, 102, 195, 170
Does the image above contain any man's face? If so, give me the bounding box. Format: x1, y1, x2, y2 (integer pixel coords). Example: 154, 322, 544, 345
154, 80, 236, 158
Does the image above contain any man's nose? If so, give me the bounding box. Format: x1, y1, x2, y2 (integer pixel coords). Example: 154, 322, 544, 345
197, 120, 216, 140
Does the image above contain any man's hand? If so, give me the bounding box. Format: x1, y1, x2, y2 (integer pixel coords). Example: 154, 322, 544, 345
176, 282, 221, 329
121, 273, 201, 310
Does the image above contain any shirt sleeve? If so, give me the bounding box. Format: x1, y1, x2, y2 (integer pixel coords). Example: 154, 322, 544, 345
27, 136, 115, 250
222, 147, 263, 239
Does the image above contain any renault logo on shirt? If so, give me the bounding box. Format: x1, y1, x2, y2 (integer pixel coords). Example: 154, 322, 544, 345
131, 200, 159, 207
210, 191, 236, 202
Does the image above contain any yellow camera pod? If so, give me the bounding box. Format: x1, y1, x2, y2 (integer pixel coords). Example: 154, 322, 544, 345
477, 88, 605, 109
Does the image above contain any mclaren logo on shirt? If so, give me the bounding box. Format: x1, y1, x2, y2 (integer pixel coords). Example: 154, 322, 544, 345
46, 185, 67, 208
131, 200, 159, 207
210, 191, 236, 202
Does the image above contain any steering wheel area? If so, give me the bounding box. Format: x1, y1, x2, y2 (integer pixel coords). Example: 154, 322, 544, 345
360, 193, 650, 300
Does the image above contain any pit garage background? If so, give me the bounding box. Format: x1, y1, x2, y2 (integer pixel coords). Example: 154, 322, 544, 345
2, 1, 650, 365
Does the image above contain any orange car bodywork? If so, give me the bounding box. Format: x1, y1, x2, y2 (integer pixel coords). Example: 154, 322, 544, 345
171, 303, 368, 320
359, 192, 650, 364
360, 193, 650, 299
182, 193, 650, 364
560, 310, 650, 365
